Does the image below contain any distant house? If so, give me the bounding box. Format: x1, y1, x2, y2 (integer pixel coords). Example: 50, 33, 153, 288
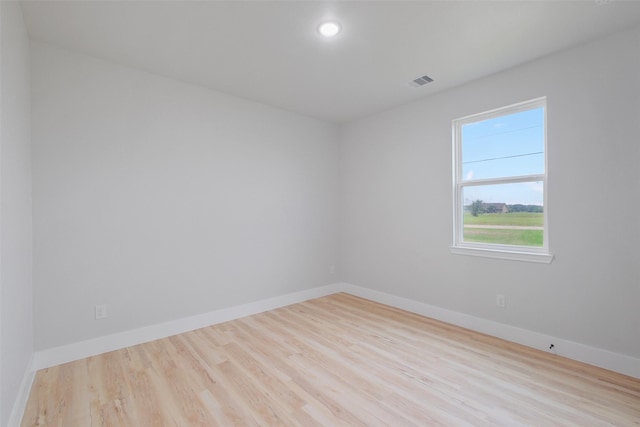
483, 202, 509, 214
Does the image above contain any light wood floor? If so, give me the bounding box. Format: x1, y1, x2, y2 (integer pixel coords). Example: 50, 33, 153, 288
22, 293, 640, 426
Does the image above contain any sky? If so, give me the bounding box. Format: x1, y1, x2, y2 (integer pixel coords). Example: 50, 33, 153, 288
461, 107, 544, 206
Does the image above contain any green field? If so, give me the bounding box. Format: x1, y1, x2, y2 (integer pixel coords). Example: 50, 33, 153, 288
463, 212, 543, 247
463, 228, 543, 246
464, 212, 543, 226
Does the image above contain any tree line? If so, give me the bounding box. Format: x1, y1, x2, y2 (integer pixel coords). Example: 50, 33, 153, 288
507, 204, 543, 213
468, 200, 543, 217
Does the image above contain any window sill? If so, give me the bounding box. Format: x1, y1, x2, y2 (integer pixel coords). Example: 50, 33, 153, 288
450, 245, 554, 264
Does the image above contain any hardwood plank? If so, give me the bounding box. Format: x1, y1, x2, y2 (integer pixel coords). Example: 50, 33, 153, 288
21, 293, 640, 426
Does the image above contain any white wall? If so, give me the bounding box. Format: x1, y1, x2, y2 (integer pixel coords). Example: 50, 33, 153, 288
31, 42, 339, 351
26, 14, 640, 376
340, 26, 640, 359
1, 2, 33, 426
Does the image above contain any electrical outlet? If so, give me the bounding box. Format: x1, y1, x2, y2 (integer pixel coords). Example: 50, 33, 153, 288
95, 304, 108, 320
496, 294, 506, 308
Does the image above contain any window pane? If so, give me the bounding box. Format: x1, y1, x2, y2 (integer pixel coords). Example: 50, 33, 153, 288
462, 108, 544, 181
462, 182, 544, 247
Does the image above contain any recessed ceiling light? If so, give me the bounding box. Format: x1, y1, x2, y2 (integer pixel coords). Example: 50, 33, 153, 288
318, 21, 341, 38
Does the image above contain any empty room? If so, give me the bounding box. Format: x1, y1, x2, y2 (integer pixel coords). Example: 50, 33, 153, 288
2, 0, 640, 426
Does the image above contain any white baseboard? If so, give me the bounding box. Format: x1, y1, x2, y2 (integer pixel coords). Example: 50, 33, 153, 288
33, 283, 344, 370
342, 283, 640, 379
7, 355, 35, 427
32, 281, 639, 380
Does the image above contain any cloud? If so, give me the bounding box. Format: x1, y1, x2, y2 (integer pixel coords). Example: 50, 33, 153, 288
465, 170, 474, 180
526, 181, 544, 193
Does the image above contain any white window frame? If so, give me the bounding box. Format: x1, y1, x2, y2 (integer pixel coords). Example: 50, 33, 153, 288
450, 97, 553, 263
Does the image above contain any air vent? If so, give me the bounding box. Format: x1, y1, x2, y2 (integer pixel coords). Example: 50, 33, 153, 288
409, 75, 434, 88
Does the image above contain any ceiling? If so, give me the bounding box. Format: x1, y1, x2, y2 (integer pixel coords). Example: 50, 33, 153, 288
21, 1, 640, 123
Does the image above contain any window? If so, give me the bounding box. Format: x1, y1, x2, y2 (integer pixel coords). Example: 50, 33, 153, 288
451, 97, 553, 263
